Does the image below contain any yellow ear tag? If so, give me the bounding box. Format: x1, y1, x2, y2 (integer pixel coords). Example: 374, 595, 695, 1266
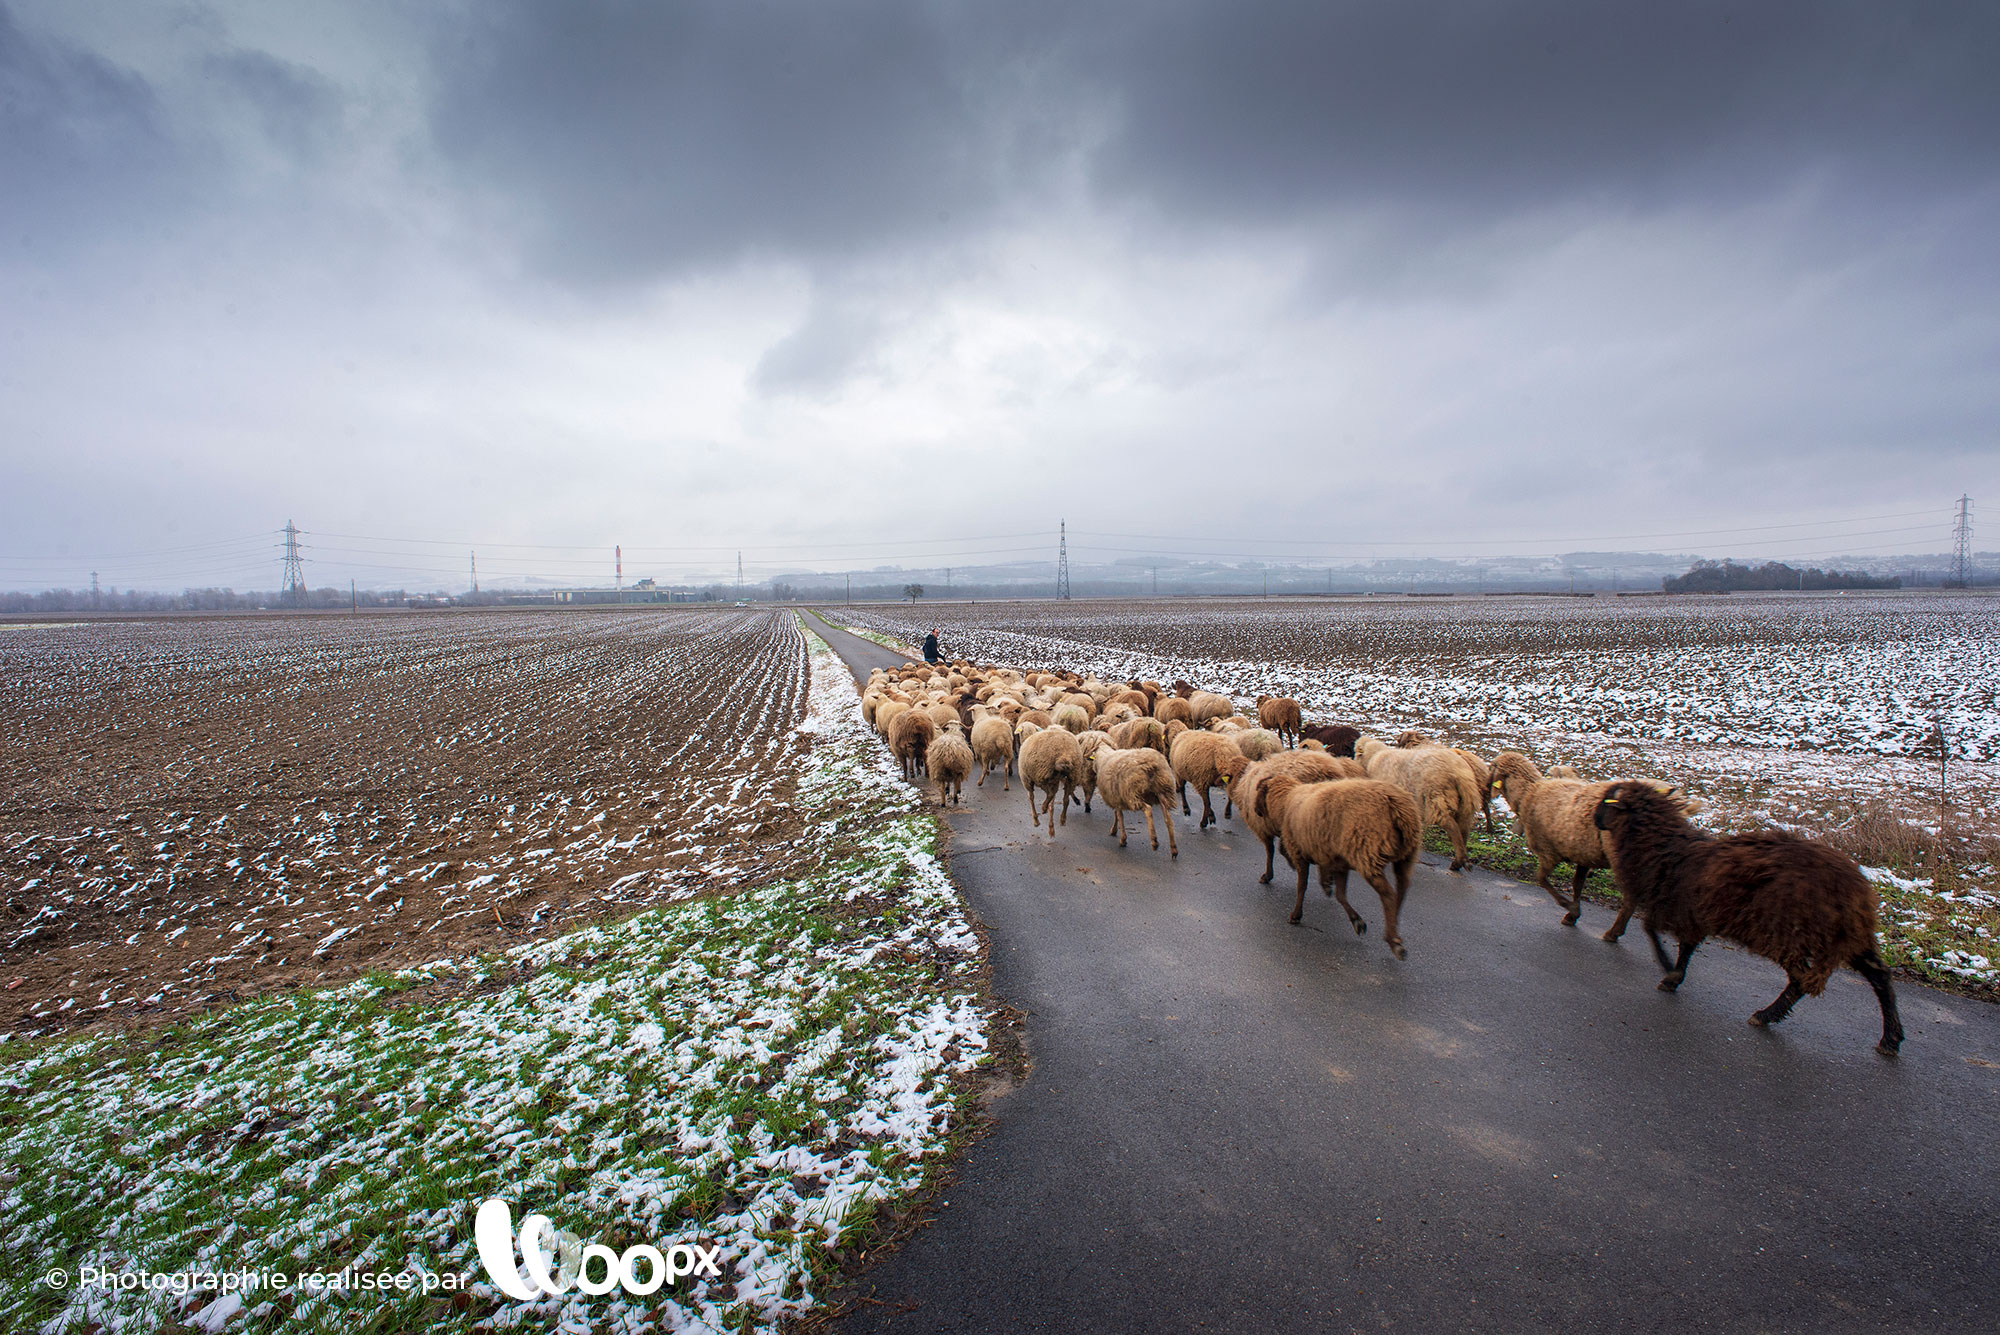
1603, 797, 1619, 804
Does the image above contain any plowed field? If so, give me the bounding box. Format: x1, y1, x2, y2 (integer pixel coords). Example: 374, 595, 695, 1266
0, 609, 811, 1036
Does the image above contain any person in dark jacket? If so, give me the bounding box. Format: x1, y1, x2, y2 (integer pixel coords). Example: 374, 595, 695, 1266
923, 627, 941, 664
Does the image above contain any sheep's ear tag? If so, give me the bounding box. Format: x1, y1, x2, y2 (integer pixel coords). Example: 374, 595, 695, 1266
1603, 796, 1619, 804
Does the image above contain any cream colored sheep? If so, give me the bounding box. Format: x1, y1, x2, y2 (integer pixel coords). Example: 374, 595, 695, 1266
1489, 752, 1703, 939
875, 699, 911, 741
1237, 752, 1368, 884
1073, 730, 1112, 814
1355, 735, 1480, 871
1233, 728, 1284, 763
1258, 774, 1421, 957
1019, 727, 1082, 836
971, 715, 1016, 790
927, 727, 974, 806
1169, 730, 1250, 830
1108, 716, 1169, 756
1051, 702, 1092, 735
1187, 691, 1233, 728
926, 702, 959, 732
1096, 747, 1180, 857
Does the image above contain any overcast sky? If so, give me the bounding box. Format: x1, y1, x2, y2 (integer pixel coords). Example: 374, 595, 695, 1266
2, 0, 1995, 590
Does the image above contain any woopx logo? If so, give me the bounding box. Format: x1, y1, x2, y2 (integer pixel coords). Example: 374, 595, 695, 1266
474, 1199, 723, 1300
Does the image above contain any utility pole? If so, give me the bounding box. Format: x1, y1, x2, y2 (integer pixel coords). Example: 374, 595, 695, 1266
90, 571, 100, 609
1951, 495, 1974, 587
1151, 566, 1157, 596
350, 578, 356, 614
846, 572, 851, 604
946, 567, 952, 596
470, 551, 478, 595
737, 551, 743, 600
279, 520, 306, 607
1056, 521, 1071, 600
615, 545, 623, 599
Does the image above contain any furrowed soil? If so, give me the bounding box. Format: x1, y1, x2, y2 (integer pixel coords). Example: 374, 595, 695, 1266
0, 609, 813, 1037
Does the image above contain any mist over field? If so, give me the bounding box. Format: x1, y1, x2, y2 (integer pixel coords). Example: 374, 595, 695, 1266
3, 0, 1996, 593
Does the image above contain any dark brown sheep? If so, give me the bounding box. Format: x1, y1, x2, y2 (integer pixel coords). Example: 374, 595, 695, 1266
888, 710, 937, 782
1299, 723, 1361, 757
1593, 783, 1903, 1057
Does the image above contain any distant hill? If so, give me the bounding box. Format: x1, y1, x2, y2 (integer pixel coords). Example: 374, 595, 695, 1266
1663, 560, 1902, 594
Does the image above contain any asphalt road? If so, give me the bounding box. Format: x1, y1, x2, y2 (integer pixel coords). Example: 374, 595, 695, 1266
807, 613, 2000, 1334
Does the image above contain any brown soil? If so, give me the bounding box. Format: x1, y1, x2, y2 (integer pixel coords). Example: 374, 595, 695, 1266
0, 609, 816, 1038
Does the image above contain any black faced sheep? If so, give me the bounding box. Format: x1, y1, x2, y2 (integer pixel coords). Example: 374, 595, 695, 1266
1258, 775, 1422, 958
1592, 782, 1903, 1057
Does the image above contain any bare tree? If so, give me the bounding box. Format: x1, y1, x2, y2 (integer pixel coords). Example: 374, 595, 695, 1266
904, 583, 925, 603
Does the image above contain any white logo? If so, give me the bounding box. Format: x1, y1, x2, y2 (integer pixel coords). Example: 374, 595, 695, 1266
474, 1199, 722, 1300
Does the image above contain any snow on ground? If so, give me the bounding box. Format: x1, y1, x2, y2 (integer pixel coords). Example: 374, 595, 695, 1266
0, 622, 988, 1333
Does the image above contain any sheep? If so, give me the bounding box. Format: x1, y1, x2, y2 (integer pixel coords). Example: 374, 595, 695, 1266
1489, 752, 1706, 939
1104, 689, 1151, 715
1300, 738, 1326, 752
1019, 728, 1081, 836
1095, 747, 1180, 856
1100, 702, 1143, 726
1108, 716, 1170, 757
1355, 735, 1480, 871
1257, 775, 1421, 958
1299, 723, 1361, 756
1051, 702, 1092, 735
1233, 728, 1284, 763
1019, 709, 1054, 730
926, 702, 959, 732
1186, 691, 1233, 727
1074, 730, 1112, 813
1168, 730, 1249, 830
1152, 696, 1193, 727
971, 715, 1016, 790
927, 727, 974, 805
1396, 734, 1497, 838
1255, 695, 1303, 747
889, 709, 937, 782
874, 699, 911, 741
1592, 782, 1904, 1057
1548, 763, 1582, 780
1238, 752, 1368, 884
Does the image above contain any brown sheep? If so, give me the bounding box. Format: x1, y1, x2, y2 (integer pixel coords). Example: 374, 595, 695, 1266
874, 699, 911, 741
926, 702, 959, 733
927, 728, 974, 805
1355, 735, 1480, 871
1104, 689, 1151, 715
889, 709, 937, 781
1258, 775, 1421, 958
1168, 730, 1249, 830
1172, 680, 1196, 699
1299, 723, 1361, 756
1548, 763, 1582, 780
1108, 716, 1170, 757
1153, 696, 1193, 727
1233, 728, 1284, 763
1238, 752, 1367, 884
1592, 782, 1903, 1056
971, 715, 1016, 790
1019, 728, 1082, 836
1255, 695, 1303, 747
1096, 747, 1180, 856
1019, 709, 1054, 730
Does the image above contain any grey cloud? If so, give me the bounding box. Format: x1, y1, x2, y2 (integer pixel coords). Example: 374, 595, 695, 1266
200, 48, 340, 159
753, 297, 885, 397
1, 5, 186, 248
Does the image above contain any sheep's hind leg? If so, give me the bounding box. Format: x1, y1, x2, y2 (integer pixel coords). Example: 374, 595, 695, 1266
1159, 804, 1177, 857
1563, 864, 1588, 927
1326, 865, 1367, 936
1259, 836, 1277, 885
1179, 780, 1192, 817
1365, 869, 1406, 960
1655, 934, 1700, 992
1143, 804, 1159, 850
1200, 788, 1215, 830
1750, 976, 1805, 1028
1291, 859, 1312, 924
1603, 891, 1637, 943
1025, 785, 1041, 833
1852, 948, 1904, 1056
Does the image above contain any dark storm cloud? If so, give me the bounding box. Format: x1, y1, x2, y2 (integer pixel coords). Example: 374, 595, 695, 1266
426, 0, 2000, 286
428, 0, 1078, 285
0, 5, 185, 247
1093, 1, 2000, 224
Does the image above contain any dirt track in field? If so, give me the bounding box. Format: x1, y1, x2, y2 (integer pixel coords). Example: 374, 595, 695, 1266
0, 609, 811, 1036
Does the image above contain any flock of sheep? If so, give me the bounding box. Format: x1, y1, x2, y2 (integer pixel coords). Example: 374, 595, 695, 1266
859, 659, 1906, 1057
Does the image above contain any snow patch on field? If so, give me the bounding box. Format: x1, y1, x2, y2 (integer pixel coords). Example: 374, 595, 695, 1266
0, 626, 987, 1333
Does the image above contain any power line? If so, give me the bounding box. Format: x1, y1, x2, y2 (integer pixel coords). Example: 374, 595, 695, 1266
1056, 520, 1070, 601
1951, 495, 1974, 587
278, 521, 306, 607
